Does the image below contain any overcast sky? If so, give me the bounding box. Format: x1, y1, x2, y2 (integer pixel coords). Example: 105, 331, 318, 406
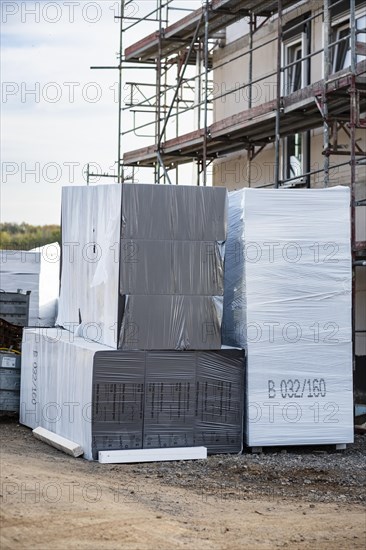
1, 1, 214, 225
1, 1, 137, 225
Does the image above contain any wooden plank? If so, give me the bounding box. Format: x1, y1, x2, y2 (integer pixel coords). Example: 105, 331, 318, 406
99, 446, 207, 464
33, 427, 83, 458
212, 0, 299, 15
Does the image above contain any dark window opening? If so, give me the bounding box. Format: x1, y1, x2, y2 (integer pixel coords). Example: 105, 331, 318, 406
286, 133, 303, 180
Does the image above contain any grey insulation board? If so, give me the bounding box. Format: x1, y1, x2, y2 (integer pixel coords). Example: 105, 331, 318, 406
143, 352, 197, 449
194, 351, 244, 453
121, 184, 227, 241
119, 295, 223, 350
92, 348, 245, 459
21, 330, 244, 460
119, 240, 224, 296
57, 184, 227, 350
92, 351, 145, 455
0, 292, 30, 326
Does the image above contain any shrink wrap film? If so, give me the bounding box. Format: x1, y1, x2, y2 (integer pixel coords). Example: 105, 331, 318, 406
223, 187, 353, 446
20, 329, 244, 460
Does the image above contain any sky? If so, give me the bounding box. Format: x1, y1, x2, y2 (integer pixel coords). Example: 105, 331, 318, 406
1, 0, 222, 225
1, 0, 125, 224
1, 0, 191, 225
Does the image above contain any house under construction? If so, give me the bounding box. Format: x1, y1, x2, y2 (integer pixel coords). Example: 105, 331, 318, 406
114, 0, 365, 400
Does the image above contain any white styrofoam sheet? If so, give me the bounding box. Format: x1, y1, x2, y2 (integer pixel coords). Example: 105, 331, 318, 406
0, 244, 60, 326
33, 426, 84, 457
98, 446, 207, 464
223, 187, 353, 446
20, 328, 111, 460
56, 185, 122, 348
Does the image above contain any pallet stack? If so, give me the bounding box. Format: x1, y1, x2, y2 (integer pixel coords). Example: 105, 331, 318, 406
223, 186, 353, 448
19, 183, 354, 455
0, 245, 60, 327
20, 184, 245, 460
56, 184, 228, 350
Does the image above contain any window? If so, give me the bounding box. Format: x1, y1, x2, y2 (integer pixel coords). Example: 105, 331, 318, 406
332, 15, 366, 73
285, 41, 303, 94
281, 31, 309, 185
283, 34, 309, 95
285, 133, 303, 180
282, 13, 310, 96
333, 23, 350, 71
281, 128, 309, 185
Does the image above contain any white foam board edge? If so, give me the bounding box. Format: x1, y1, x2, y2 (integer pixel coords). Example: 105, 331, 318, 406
33, 427, 83, 458
98, 446, 207, 464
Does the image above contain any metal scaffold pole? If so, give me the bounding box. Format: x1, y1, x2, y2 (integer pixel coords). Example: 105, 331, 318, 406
156, 0, 163, 184
202, 0, 209, 187
117, 0, 124, 183
350, 0, 357, 371
274, 0, 282, 188
323, 0, 331, 187
248, 12, 254, 111
248, 13, 255, 188
350, 0, 357, 211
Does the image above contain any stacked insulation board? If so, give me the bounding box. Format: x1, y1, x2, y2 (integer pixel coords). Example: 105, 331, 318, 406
223, 186, 353, 447
0, 352, 21, 412
19, 182, 353, 455
20, 329, 245, 460
20, 184, 247, 460
56, 184, 227, 350
0, 244, 60, 327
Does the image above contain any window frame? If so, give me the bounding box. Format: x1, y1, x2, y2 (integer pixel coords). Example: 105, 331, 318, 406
281, 131, 309, 185
282, 34, 309, 95
330, 10, 366, 74
281, 30, 310, 185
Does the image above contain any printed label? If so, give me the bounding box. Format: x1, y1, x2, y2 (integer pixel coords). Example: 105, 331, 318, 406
1, 356, 17, 369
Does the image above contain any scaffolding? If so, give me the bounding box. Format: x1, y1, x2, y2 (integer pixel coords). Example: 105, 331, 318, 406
116, 0, 364, 188
97, 0, 365, 369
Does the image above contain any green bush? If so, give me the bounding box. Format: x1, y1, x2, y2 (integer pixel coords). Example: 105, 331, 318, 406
0, 223, 61, 250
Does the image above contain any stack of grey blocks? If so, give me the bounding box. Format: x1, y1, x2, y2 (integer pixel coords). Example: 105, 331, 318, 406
92, 349, 244, 459
119, 184, 227, 349
21, 184, 245, 458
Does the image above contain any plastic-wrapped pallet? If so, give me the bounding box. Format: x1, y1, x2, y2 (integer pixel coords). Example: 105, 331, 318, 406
223, 187, 353, 447
56, 184, 227, 349
0, 244, 60, 327
20, 329, 244, 460
0, 352, 21, 412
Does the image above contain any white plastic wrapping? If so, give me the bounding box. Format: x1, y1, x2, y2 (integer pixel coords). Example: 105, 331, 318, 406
20, 328, 106, 460
57, 184, 227, 350
20, 329, 245, 460
56, 185, 122, 348
0, 244, 60, 326
223, 187, 353, 446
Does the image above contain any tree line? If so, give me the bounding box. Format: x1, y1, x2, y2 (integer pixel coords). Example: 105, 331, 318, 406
0, 223, 61, 250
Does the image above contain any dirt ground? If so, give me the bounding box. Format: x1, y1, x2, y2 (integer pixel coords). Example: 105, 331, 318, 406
0, 420, 365, 550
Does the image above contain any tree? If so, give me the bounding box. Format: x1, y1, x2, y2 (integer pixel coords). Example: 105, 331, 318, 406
0, 223, 61, 250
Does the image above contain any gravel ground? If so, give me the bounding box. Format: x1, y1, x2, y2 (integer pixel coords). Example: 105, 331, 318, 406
1, 420, 365, 549
1, 417, 365, 505
108, 435, 366, 505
